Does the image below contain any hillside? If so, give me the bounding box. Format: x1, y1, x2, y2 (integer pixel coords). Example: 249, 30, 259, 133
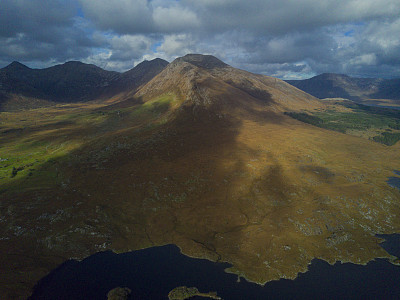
0, 61, 119, 101
0, 58, 168, 111
286, 73, 400, 102
1, 54, 400, 299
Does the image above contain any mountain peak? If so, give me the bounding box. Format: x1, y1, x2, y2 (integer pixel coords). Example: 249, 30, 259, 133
134, 58, 169, 69
60, 61, 99, 70
124, 58, 168, 77
4, 61, 30, 71
175, 54, 228, 69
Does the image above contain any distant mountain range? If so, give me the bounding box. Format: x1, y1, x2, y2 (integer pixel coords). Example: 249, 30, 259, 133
0, 58, 168, 109
0, 55, 319, 112
2, 58, 400, 111
286, 73, 400, 101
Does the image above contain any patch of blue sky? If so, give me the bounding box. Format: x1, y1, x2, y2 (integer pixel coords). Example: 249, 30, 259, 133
344, 29, 354, 37
76, 6, 85, 18
91, 47, 109, 56
151, 41, 162, 52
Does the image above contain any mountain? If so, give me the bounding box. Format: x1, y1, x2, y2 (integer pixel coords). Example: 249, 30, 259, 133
136, 54, 320, 113
176, 53, 229, 69
371, 78, 400, 100
105, 58, 169, 99
0, 58, 168, 110
1, 54, 400, 299
286, 73, 400, 101
118, 58, 170, 88
0, 61, 119, 101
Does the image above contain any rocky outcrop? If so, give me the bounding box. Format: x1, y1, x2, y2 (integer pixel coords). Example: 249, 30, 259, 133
168, 286, 221, 300
107, 287, 132, 300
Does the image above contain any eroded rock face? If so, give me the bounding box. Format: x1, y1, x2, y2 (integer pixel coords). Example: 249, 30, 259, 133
107, 287, 132, 300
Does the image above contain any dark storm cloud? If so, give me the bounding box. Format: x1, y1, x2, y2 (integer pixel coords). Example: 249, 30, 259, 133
232, 31, 337, 65
0, 0, 74, 38
0, 0, 104, 67
1, 0, 399, 78
78, 0, 200, 35
78, 0, 155, 34
186, 0, 399, 35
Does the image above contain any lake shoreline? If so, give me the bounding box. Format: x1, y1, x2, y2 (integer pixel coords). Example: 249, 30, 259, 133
30, 232, 400, 299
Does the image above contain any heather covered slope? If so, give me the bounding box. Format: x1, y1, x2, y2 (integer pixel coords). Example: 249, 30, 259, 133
1, 55, 400, 299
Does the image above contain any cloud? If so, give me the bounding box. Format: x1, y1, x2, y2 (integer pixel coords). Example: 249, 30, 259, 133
0, 0, 75, 38
0, 0, 102, 67
153, 6, 200, 32
358, 19, 400, 65
156, 34, 196, 57
78, 0, 154, 34
186, 0, 400, 35
1, 0, 400, 78
109, 35, 153, 61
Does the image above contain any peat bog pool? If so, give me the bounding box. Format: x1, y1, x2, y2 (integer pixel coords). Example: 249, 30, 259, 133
387, 170, 400, 191
30, 234, 400, 300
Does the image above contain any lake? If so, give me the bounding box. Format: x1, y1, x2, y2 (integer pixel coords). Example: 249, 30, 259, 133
30, 234, 400, 300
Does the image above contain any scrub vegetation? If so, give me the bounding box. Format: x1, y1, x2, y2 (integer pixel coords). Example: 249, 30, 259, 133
286, 100, 400, 145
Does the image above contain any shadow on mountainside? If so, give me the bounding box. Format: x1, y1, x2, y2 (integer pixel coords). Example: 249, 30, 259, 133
0, 86, 346, 298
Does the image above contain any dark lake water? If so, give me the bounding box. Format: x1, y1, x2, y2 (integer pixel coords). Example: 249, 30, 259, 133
387, 170, 400, 191
30, 234, 400, 300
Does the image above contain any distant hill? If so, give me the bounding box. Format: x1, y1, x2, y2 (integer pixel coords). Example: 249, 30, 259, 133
286, 73, 400, 101
0, 58, 168, 109
109, 58, 169, 94
0, 61, 120, 101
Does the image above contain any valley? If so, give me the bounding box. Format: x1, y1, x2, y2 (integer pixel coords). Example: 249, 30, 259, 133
1, 55, 400, 299
286, 99, 400, 145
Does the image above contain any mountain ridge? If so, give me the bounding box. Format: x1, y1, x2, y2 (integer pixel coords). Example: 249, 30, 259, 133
286, 73, 400, 101
175, 54, 229, 69
0, 58, 169, 109
136, 54, 322, 116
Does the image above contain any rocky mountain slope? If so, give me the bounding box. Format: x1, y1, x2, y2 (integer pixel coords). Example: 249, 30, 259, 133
137, 54, 321, 113
1, 54, 399, 299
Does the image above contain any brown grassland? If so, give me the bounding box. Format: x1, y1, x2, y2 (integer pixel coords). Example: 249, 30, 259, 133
1, 57, 400, 298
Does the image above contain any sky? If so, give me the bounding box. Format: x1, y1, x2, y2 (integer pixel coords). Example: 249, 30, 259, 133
1, 0, 399, 79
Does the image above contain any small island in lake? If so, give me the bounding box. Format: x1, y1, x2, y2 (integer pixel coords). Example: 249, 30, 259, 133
168, 286, 222, 300
107, 287, 132, 300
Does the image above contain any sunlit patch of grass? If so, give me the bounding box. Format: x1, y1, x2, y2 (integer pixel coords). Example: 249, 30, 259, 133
0, 105, 99, 190
0, 94, 179, 191
286, 101, 400, 146
0, 135, 82, 190
129, 94, 176, 121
